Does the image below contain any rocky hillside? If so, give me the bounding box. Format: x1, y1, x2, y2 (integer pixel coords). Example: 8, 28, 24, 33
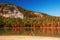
0, 3, 52, 19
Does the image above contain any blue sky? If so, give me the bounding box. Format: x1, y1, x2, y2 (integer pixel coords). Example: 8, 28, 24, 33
0, 0, 60, 16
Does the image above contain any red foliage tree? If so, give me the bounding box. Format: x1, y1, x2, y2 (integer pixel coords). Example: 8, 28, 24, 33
12, 22, 20, 32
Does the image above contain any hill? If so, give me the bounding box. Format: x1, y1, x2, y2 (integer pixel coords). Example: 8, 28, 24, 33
0, 3, 60, 37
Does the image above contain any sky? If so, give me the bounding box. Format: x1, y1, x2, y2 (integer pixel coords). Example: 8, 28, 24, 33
0, 0, 60, 16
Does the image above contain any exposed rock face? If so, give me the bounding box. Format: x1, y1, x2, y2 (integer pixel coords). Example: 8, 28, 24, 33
0, 4, 24, 19
34, 12, 43, 17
